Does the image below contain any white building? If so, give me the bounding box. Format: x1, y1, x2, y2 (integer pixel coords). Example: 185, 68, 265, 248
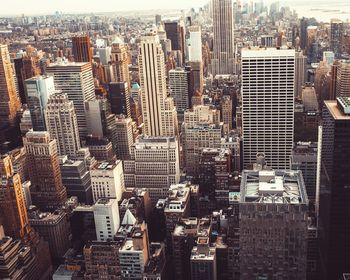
187, 26, 202, 63
241, 48, 295, 169
169, 68, 190, 114
139, 32, 178, 137
45, 93, 81, 157
91, 160, 125, 203
24, 75, 55, 131
93, 198, 120, 241
211, 0, 235, 75
46, 61, 95, 139
123, 136, 180, 204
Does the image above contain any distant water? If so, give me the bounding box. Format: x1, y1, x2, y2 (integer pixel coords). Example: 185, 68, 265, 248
269, 0, 350, 22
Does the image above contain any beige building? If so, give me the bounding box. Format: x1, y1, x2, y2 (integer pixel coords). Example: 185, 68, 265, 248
45, 93, 81, 157
139, 32, 178, 137
0, 44, 21, 127
124, 136, 180, 204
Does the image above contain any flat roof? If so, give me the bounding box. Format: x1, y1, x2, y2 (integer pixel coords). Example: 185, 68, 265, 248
241, 47, 295, 58
325, 100, 350, 120
241, 170, 308, 205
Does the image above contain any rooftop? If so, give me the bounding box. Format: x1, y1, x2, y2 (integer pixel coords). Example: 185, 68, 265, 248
240, 170, 308, 205
241, 47, 295, 58
325, 100, 350, 120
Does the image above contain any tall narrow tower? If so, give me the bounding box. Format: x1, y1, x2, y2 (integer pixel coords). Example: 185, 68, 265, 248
0, 154, 30, 239
45, 93, 81, 157
72, 35, 92, 63
0, 45, 21, 128
111, 37, 130, 85
211, 0, 235, 76
139, 32, 178, 137
241, 48, 295, 169
23, 130, 67, 210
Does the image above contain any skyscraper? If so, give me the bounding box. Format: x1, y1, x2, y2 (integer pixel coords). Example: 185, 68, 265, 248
115, 116, 134, 160
0, 44, 21, 128
25, 75, 55, 131
124, 136, 180, 204
336, 61, 350, 97
108, 82, 131, 117
90, 160, 125, 203
295, 50, 306, 98
46, 61, 96, 139
319, 97, 350, 279
330, 19, 344, 58
240, 169, 308, 279
241, 48, 295, 169
211, 0, 235, 75
187, 26, 202, 63
0, 154, 30, 239
111, 38, 130, 85
169, 67, 190, 115
139, 32, 178, 137
44, 93, 81, 157
164, 21, 185, 65
23, 130, 67, 210
72, 35, 92, 63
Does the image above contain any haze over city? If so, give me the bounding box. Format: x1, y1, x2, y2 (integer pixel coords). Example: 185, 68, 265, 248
0, 0, 350, 280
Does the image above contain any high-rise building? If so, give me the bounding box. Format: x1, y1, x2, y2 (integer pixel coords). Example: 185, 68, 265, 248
187, 26, 202, 63
124, 136, 180, 204
93, 198, 120, 241
169, 67, 190, 115
323, 51, 335, 65
336, 61, 350, 97
108, 82, 131, 117
139, 32, 178, 137
190, 237, 217, 280
239, 169, 308, 279
72, 35, 92, 63
0, 155, 30, 240
46, 61, 96, 139
143, 242, 166, 280
0, 45, 21, 128
119, 221, 150, 280
319, 97, 350, 279
182, 105, 222, 175
28, 208, 71, 260
24, 75, 55, 131
188, 62, 204, 101
330, 19, 344, 58
295, 51, 306, 98
91, 160, 125, 203
241, 48, 295, 169
23, 130, 67, 210
60, 158, 92, 204
115, 116, 134, 160
300, 17, 308, 51
164, 21, 185, 65
45, 93, 81, 157
290, 142, 318, 205
0, 235, 43, 279
84, 240, 122, 280
211, 0, 235, 75
221, 95, 232, 134
111, 38, 130, 85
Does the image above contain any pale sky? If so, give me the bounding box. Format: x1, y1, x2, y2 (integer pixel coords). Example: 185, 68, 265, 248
0, 0, 208, 15
1, 0, 349, 21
